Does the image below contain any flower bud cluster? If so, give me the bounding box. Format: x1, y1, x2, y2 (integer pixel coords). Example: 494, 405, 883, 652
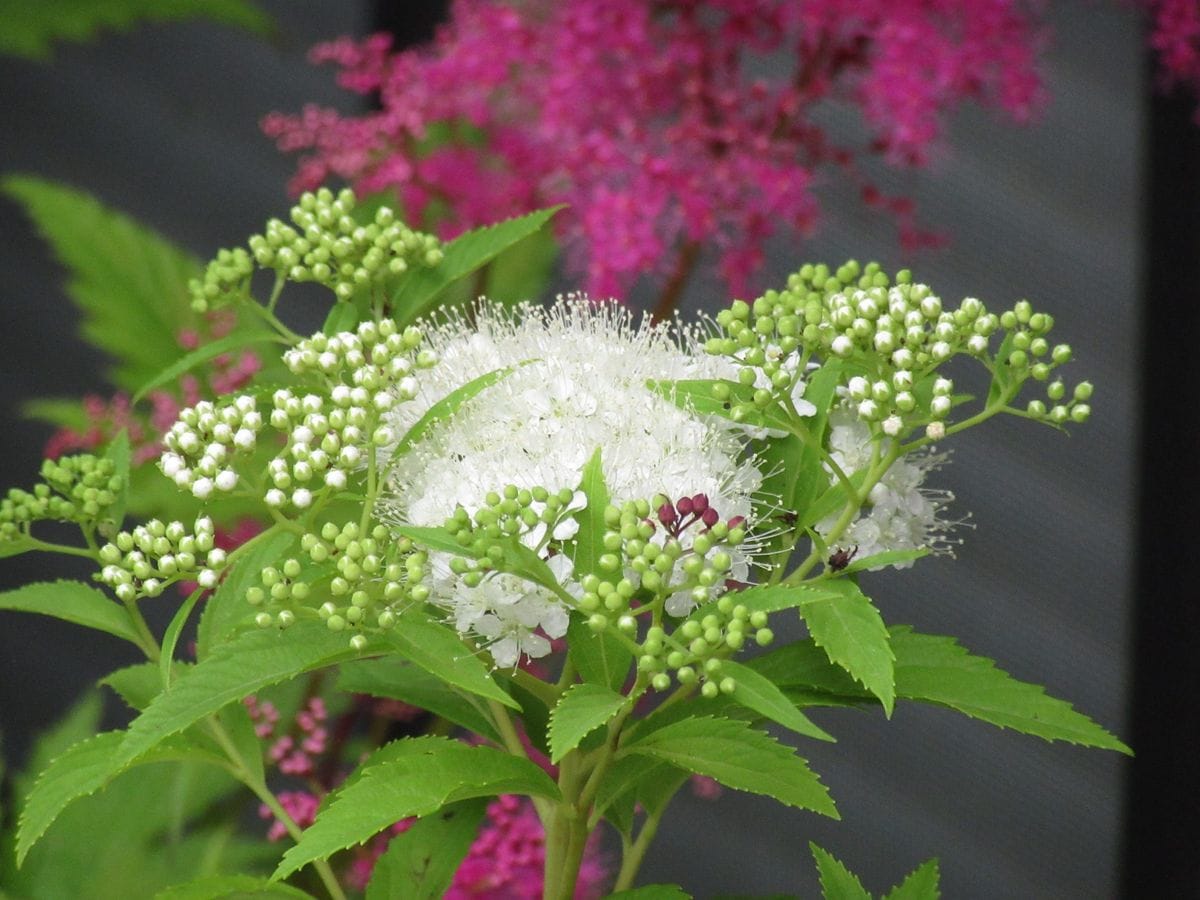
1, 455, 123, 543
188, 247, 255, 313
441, 485, 584, 573
576, 495, 762, 696
248, 521, 425, 650
1026, 378, 1092, 426
160, 395, 263, 501
97, 517, 225, 601
706, 261, 1090, 439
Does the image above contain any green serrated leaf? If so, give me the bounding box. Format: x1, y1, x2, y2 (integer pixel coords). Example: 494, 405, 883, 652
113, 621, 386, 772
609, 887, 693, 899
337, 658, 499, 742
0, 581, 140, 645
0, 0, 272, 60
798, 579, 895, 715
196, 530, 296, 659
365, 799, 487, 900
566, 613, 633, 694
483, 225, 559, 305
2, 176, 200, 391
621, 716, 838, 818
548, 682, 626, 763
102, 429, 131, 529
647, 378, 792, 432
15, 730, 231, 866
132, 330, 283, 403
392, 207, 563, 323
155, 873, 315, 899
386, 363, 525, 469
883, 858, 941, 900
381, 607, 520, 709
837, 548, 929, 575
102, 662, 170, 711
322, 302, 359, 336
717, 659, 834, 742
751, 626, 1131, 752
21, 397, 92, 431
810, 843, 871, 900
274, 738, 560, 879
567, 446, 608, 577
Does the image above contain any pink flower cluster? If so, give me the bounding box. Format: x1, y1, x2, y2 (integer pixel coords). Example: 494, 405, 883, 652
1143, 0, 1200, 115
246, 695, 329, 778
264, 0, 1046, 300
347, 795, 607, 899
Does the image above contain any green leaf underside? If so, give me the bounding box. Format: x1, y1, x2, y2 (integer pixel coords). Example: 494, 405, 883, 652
337, 658, 500, 742
621, 716, 838, 818
393, 207, 562, 323
379, 607, 519, 709
0, 0, 271, 60
132, 330, 281, 402
195, 531, 296, 658
16, 730, 231, 865
751, 627, 1131, 753
0, 580, 139, 644
609, 887, 693, 899
717, 659, 834, 742
386, 363, 524, 467
2, 176, 200, 390
274, 738, 560, 879
548, 682, 626, 762
798, 579, 896, 715
883, 859, 942, 900
155, 875, 314, 898
810, 843, 871, 900
365, 799, 487, 900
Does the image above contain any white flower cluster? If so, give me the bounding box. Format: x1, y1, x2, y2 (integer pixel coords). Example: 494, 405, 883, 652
160, 396, 263, 500
379, 298, 763, 663
97, 516, 226, 600
817, 408, 954, 569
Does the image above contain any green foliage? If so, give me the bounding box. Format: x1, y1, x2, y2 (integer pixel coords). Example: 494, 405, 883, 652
195, 531, 297, 659
609, 887, 693, 899
548, 682, 626, 762
621, 715, 838, 818
274, 737, 560, 879
566, 613, 633, 694
0, 0, 271, 59
392, 207, 563, 324
338, 658, 500, 742
2, 176, 201, 391
883, 859, 941, 900
646, 378, 792, 433
797, 579, 895, 715
155, 875, 315, 899
715, 659, 834, 742
364, 799, 488, 900
133, 330, 283, 403
0, 581, 139, 645
810, 843, 871, 900
752, 626, 1130, 753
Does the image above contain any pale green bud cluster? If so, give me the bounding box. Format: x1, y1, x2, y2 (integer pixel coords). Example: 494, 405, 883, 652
248, 522, 423, 650
441, 484, 582, 577
705, 261, 1090, 439
1027, 378, 1092, 426
1, 455, 123, 544
642, 600, 773, 699
188, 247, 255, 313
97, 516, 223, 601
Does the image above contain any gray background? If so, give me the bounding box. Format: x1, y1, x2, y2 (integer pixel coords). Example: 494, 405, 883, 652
0, 3, 1140, 897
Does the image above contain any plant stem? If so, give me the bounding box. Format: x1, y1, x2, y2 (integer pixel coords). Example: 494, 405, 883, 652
651, 240, 701, 323
22, 537, 97, 559
613, 804, 668, 891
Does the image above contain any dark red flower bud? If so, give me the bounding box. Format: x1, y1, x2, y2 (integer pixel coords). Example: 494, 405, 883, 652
676, 496, 694, 515
728, 515, 745, 530
701, 507, 719, 528
691, 493, 709, 513
658, 502, 677, 526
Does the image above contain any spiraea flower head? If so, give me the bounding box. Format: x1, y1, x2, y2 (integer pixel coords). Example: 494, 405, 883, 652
1, 454, 124, 545
378, 297, 764, 664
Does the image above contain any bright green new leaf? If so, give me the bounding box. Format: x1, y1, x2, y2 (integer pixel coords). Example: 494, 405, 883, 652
2, 176, 200, 390
810, 843, 871, 900
566, 613, 633, 694
274, 739, 560, 879
338, 658, 500, 742
548, 682, 627, 762
322, 301, 359, 336
21, 397, 92, 431
837, 548, 930, 575
102, 662, 171, 711
132, 330, 283, 403
621, 716, 838, 818
646, 378, 792, 433
798, 579, 895, 715
393, 207, 563, 323
717, 659, 834, 742
155, 874, 315, 899
380, 608, 520, 709
195, 531, 296, 658
0, 0, 271, 60
0, 581, 140, 645
883, 858, 941, 900
102, 429, 131, 530
568, 446, 609, 578
114, 621, 388, 771
609, 887, 693, 899
365, 799, 488, 900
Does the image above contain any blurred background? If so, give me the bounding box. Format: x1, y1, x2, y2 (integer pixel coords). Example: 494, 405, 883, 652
0, 2, 1183, 897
